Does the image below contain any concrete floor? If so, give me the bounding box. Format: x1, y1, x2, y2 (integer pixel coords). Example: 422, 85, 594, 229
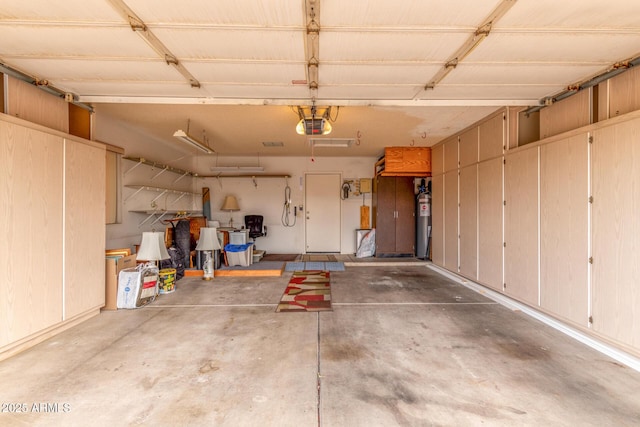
1, 264, 640, 426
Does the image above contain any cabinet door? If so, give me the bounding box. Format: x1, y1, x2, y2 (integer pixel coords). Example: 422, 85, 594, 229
375, 177, 396, 254
431, 174, 444, 266
592, 120, 640, 349
444, 170, 458, 271
478, 157, 503, 290
64, 139, 106, 319
459, 165, 478, 280
540, 134, 588, 326
0, 122, 64, 346
395, 177, 416, 254
504, 147, 539, 306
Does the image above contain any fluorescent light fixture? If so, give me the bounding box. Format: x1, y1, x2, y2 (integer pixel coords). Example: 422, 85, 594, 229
308, 138, 354, 148
173, 129, 213, 154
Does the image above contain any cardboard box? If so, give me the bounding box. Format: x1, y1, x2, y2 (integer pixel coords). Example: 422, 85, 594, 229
105, 254, 137, 310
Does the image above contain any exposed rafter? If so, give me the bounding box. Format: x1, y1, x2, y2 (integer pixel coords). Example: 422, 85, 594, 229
106, 0, 201, 89
420, 0, 518, 94
304, 0, 321, 96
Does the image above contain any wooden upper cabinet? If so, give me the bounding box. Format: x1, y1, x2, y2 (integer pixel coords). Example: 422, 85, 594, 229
376, 146, 431, 176
443, 138, 458, 172
459, 128, 479, 168
431, 143, 444, 176
479, 113, 505, 161
540, 90, 591, 139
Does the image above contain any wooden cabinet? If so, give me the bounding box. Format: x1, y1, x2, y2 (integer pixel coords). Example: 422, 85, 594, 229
375, 147, 431, 177
0, 115, 105, 360
373, 176, 416, 257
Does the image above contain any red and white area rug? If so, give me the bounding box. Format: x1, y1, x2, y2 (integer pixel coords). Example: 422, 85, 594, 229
276, 270, 332, 312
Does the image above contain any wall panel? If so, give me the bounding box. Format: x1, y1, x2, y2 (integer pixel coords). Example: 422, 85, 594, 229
459, 128, 478, 168
459, 165, 477, 280
431, 174, 444, 266
444, 170, 458, 271
478, 157, 503, 291
592, 119, 640, 349
540, 134, 589, 326
609, 66, 640, 118
0, 121, 64, 346
432, 143, 444, 176
504, 147, 539, 306
443, 138, 458, 173
540, 90, 591, 139
479, 113, 504, 161
64, 140, 106, 319
6, 77, 68, 133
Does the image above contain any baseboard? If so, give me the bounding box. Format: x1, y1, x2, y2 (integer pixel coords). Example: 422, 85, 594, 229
426, 264, 640, 373
0, 308, 101, 362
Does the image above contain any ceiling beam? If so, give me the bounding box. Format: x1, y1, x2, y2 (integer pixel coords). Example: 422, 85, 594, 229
78, 95, 537, 107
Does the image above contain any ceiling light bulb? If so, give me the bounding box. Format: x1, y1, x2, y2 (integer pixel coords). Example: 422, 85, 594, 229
296, 119, 306, 135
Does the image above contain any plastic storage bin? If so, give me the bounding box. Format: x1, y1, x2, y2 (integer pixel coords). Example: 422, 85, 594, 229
225, 243, 254, 266
229, 229, 249, 245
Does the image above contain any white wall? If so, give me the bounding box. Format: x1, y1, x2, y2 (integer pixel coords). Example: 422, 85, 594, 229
200, 156, 374, 254
95, 112, 377, 254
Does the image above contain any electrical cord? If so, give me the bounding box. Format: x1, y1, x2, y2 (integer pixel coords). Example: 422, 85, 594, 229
281, 185, 296, 227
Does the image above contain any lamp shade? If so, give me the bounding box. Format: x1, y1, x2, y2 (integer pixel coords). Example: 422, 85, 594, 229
137, 231, 170, 261
196, 227, 222, 251
221, 195, 240, 211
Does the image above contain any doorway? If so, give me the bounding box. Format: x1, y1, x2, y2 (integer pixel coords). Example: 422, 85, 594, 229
305, 173, 341, 253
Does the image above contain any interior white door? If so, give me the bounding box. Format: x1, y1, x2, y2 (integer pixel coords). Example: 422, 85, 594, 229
305, 173, 341, 252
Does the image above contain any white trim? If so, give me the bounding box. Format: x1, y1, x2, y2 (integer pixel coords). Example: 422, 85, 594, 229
587, 132, 593, 329
62, 139, 67, 320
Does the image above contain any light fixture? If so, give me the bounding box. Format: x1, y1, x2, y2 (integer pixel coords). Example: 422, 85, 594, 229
308, 138, 354, 148
296, 117, 332, 135
195, 227, 222, 280
173, 129, 214, 154
220, 195, 240, 228
295, 104, 334, 136
136, 231, 170, 266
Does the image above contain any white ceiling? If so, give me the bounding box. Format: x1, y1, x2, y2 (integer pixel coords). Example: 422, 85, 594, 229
2, 0, 640, 157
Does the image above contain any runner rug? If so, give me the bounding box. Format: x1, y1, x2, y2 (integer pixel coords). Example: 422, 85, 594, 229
301, 254, 338, 262
284, 262, 345, 272
276, 270, 332, 313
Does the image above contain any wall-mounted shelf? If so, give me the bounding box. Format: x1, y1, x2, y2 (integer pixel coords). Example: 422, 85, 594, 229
123, 156, 202, 227
129, 209, 203, 227
199, 174, 291, 178
123, 156, 197, 184
124, 185, 199, 202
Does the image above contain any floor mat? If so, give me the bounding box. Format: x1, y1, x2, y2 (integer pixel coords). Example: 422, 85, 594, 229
284, 262, 345, 272
261, 253, 299, 262
301, 254, 338, 262
276, 270, 332, 312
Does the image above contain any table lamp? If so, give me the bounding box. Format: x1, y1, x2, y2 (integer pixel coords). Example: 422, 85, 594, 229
196, 227, 222, 280
137, 231, 170, 266
220, 195, 240, 228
